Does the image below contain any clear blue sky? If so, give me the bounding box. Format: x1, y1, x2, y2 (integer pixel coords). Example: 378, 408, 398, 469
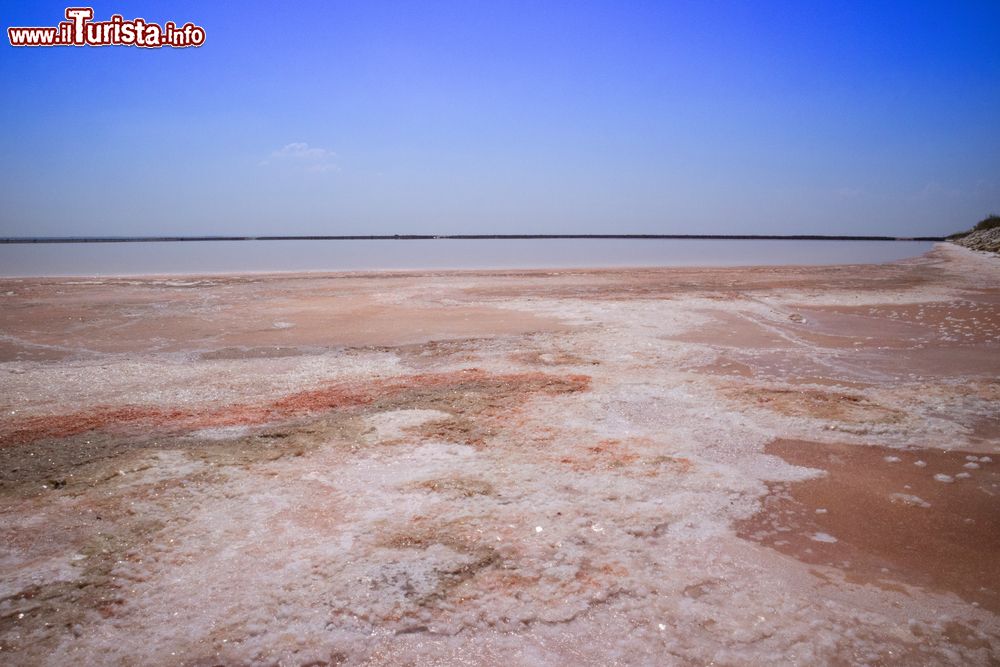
1, 0, 998, 237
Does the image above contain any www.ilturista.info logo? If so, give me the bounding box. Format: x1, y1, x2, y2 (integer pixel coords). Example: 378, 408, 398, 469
8, 7, 205, 48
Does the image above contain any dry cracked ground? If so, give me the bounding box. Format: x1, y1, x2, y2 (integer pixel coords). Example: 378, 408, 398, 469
1, 244, 999, 665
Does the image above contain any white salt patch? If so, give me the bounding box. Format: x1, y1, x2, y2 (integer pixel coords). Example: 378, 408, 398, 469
889, 493, 931, 509
810, 532, 838, 544
155, 280, 209, 287
956, 472, 971, 479
963, 462, 980, 470
883, 456, 901, 463
188, 425, 254, 440
406, 441, 477, 460
815, 508, 828, 514
913, 460, 927, 467
272, 321, 295, 329
980, 456, 993, 463
933, 474, 954, 483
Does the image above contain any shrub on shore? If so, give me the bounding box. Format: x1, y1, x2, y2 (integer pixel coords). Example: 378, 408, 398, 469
948, 214, 1000, 239
949, 214, 1000, 253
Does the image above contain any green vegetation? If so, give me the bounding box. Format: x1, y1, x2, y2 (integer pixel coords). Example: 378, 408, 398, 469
947, 214, 1000, 240
974, 214, 1000, 231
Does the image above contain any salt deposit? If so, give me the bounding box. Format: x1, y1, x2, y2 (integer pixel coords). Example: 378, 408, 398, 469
0, 243, 997, 664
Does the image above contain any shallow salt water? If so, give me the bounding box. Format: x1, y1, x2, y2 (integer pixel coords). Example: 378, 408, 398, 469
0, 239, 933, 276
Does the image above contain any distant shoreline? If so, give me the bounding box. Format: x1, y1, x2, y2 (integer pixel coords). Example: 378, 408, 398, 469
0, 234, 944, 244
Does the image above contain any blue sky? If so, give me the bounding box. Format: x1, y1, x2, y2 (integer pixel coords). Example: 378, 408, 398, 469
1, 0, 998, 237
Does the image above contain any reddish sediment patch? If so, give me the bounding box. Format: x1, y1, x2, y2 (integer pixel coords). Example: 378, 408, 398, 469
0, 406, 194, 448
724, 386, 903, 423
797, 300, 1000, 348
738, 438, 1000, 611
556, 437, 693, 475
0, 370, 590, 448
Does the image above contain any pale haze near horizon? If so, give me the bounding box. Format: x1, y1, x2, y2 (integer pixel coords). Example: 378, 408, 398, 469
1, 0, 998, 239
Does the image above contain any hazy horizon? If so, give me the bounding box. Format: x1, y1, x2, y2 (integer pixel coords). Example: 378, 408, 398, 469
2, 1, 998, 238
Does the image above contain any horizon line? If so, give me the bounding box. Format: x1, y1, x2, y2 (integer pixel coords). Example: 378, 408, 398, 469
0, 234, 945, 244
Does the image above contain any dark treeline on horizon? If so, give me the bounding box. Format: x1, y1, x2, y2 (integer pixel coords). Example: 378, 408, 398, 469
0, 234, 945, 244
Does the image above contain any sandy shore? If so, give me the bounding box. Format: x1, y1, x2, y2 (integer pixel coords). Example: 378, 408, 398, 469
1, 244, 998, 665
